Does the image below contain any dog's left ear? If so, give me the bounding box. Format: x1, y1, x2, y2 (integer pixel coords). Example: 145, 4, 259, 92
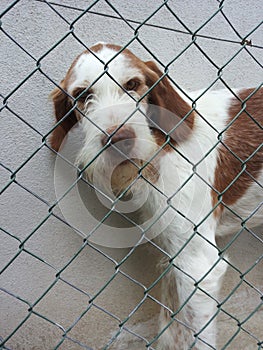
49, 80, 78, 152
144, 61, 194, 142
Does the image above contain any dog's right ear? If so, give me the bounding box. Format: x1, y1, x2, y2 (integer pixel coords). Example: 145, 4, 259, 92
49, 80, 78, 152
144, 61, 195, 143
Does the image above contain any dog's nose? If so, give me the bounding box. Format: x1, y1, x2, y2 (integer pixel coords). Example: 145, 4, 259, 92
101, 126, 135, 155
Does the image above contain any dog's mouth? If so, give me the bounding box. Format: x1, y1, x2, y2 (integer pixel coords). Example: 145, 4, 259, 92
78, 157, 160, 229
110, 158, 159, 199
80, 157, 159, 202
77, 156, 161, 230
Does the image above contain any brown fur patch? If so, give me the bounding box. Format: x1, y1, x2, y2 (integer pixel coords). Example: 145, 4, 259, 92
212, 88, 263, 215
144, 61, 195, 132
151, 128, 176, 150
49, 79, 78, 151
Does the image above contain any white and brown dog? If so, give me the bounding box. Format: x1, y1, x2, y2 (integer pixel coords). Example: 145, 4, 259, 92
50, 43, 262, 349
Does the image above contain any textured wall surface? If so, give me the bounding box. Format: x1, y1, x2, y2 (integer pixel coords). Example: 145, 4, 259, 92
0, 1, 262, 349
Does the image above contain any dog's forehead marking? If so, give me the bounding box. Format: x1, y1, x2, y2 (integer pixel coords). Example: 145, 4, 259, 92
69, 45, 144, 93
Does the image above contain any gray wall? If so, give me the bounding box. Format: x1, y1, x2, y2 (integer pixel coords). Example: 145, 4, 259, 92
1, 1, 262, 349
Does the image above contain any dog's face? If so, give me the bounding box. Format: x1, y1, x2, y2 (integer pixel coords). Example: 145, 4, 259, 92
50, 43, 193, 197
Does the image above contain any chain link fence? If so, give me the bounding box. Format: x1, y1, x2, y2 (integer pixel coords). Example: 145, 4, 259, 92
0, 1, 262, 349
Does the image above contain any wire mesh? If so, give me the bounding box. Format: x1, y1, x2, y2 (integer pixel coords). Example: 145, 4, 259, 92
0, 1, 262, 349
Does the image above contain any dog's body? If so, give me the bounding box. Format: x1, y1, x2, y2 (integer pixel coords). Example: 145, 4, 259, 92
50, 43, 262, 349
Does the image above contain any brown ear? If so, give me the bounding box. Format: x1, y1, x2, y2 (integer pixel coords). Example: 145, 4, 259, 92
50, 81, 78, 151
145, 61, 194, 143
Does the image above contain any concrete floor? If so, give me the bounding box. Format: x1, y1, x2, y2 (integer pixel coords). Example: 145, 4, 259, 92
108, 228, 263, 350
2, 225, 262, 349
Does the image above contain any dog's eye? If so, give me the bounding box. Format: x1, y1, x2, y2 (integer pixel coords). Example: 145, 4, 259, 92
124, 79, 140, 91
72, 87, 93, 103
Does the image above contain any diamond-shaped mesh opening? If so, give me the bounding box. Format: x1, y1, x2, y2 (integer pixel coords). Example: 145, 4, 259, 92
1, 1, 262, 350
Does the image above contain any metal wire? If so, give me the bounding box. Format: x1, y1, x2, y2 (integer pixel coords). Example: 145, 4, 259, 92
0, 1, 262, 349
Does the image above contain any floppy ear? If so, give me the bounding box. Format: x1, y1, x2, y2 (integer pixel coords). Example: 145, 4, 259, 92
145, 61, 194, 143
50, 80, 78, 151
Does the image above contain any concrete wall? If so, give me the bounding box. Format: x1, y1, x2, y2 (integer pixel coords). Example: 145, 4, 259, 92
0, 1, 262, 349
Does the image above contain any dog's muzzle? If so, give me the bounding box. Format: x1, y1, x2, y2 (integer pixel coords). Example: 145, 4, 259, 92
101, 125, 136, 157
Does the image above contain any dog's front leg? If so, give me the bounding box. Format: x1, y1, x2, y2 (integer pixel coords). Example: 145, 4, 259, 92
156, 231, 227, 350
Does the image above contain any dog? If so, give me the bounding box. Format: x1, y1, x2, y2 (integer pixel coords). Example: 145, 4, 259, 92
50, 43, 262, 349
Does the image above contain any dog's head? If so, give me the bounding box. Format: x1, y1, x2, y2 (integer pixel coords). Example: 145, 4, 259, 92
50, 43, 194, 197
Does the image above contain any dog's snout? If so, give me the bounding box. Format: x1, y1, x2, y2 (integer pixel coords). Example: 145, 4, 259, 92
101, 126, 135, 155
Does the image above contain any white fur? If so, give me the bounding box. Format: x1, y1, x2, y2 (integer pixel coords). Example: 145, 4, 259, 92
58, 44, 262, 350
